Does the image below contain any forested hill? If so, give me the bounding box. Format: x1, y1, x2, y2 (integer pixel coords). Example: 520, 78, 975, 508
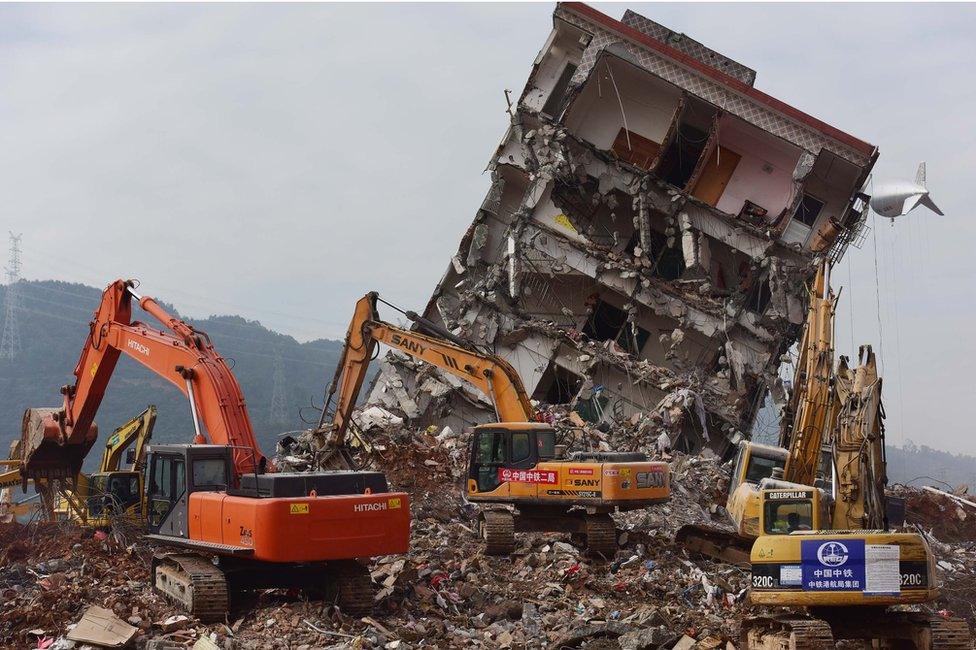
0, 280, 345, 471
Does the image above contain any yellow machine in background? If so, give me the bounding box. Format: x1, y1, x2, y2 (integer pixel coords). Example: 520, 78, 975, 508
313, 292, 670, 555
677, 262, 836, 564
53, 406, 157, 527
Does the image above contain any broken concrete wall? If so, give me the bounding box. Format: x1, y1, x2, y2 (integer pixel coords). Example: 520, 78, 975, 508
371, 4, 877, 459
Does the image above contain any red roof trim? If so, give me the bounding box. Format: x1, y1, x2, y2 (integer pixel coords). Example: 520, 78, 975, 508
562, 2, 875, 157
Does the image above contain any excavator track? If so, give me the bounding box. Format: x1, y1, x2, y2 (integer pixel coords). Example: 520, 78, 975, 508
741, 615, 834, 650
584, 514, 617, 557
481, 509, 516, 555
674, 523, 751, 566
152, 552, 229, 622
921, 615, 972, 650
330, 560, 375, 616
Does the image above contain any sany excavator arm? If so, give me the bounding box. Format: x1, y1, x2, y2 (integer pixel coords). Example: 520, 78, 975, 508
98, 405, 157, 473
21, 279, 267, 481
314, 292, 534, 459
780, 261, 839, 487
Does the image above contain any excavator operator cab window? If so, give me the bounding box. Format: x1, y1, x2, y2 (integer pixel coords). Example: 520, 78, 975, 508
763, 499, 813, 534
148, 454, 185, 530
512, 433, 531, 463
192, 458, 228, 491
472, 430, 508, 493
470, 427, 551, 493
537, 429, 556, 459
745, 454, 785, 485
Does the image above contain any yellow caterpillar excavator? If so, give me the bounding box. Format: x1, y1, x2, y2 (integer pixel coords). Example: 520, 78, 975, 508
743, 345, 971, 648
55, 405, 157, 527
311, 292, 671, 555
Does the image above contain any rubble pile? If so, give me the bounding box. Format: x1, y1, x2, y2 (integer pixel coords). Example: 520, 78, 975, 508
3, 422, 975, 648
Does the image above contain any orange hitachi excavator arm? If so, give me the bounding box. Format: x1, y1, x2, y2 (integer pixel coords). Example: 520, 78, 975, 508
316, 292, 534, 456
21, 279, 267, 481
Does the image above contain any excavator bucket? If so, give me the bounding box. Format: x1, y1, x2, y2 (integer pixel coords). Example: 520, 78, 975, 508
19, 408, 95, 485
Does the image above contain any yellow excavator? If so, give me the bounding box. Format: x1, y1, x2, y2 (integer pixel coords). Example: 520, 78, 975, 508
743, 344, 970, 648
309, 292, 670, 555
51, 406, 157, 527
676, 262, 838, 564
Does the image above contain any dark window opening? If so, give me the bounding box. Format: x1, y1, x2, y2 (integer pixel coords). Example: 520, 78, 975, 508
628, 230, 685, 281
581, 297, 650, 355
656, 123, 709, 189
583, 299, 626, 342
542, 62, 578, 118
533, 364, 584, 405
793, 193, 825, 228
745, 277, 772, 314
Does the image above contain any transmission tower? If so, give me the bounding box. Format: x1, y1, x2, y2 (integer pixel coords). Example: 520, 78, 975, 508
269, 348, 288, 425
0, 233, 23, 360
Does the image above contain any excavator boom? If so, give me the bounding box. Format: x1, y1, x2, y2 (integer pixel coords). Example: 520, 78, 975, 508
317, 292, 534, 454
20, 279, 266, 480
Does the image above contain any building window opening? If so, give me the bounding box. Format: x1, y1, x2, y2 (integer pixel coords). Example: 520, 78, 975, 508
582, 297, 650, 355
657, 123, 710, 189
542, 62, 579, 118
533, 363, 584, 405
793, 193, 825, 228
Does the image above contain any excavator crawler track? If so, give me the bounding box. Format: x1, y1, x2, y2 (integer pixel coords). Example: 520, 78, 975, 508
741, 615, 834, 650
584, 514, 617, 557
331, 560, 375, 616
922, 615, 971, 650
152, 552, 229, 622
481, 509, 516, 555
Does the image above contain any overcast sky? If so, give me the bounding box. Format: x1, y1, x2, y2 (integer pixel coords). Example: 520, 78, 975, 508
1, 3, 974, 454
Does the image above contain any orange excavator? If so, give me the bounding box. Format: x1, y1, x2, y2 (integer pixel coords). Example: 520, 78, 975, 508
310, 292, 670, 556
18, 279, 410, 619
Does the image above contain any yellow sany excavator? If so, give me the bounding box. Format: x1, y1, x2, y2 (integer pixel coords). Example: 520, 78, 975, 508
308, 292, 671, 556
676, 261, 838, 564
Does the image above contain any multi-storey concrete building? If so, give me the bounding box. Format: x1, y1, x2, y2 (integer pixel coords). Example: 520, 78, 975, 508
368, 3, 877, 458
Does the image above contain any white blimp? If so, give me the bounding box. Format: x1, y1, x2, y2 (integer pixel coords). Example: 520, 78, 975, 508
869, 162, 943, 220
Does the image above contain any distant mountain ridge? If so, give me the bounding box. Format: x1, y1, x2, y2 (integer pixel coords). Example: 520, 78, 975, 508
0, 280, 346, 471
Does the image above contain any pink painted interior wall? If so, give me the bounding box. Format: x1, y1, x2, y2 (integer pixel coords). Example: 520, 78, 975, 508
715, 116, 801, 218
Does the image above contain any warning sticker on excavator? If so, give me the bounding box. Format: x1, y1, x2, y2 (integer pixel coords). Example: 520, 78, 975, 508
388, 498, 402, 509
289, 503, 310, 515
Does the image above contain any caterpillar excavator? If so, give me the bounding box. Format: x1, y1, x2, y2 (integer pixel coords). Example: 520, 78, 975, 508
51, 405, 157, 527
17, 279, 410, 620
309, 291, 670, 556
675, 261, 970, 648
743, 345, 970, 649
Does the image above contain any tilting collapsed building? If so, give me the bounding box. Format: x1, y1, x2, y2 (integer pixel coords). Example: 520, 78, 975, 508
368, 2, 877, 458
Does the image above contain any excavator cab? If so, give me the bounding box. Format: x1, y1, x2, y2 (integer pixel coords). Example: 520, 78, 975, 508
145, 444, 232, 536
467, 423, 557, 495
87, 471, 142, 521
756, 487, 826, 534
